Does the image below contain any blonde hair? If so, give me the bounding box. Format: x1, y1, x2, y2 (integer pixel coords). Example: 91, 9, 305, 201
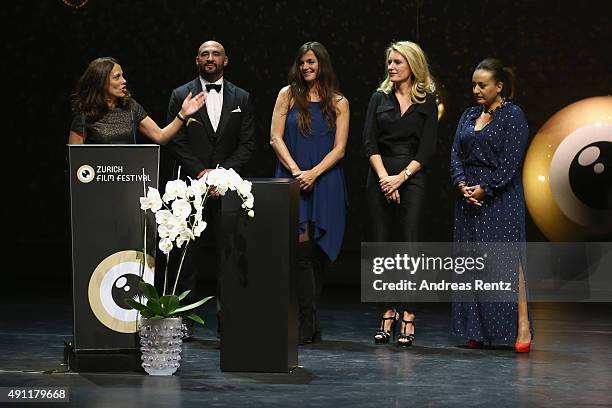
377, 41, 435, 104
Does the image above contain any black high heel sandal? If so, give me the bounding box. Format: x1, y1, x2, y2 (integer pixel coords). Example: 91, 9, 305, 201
397, 317, 415, 347
374, 311, 398, 345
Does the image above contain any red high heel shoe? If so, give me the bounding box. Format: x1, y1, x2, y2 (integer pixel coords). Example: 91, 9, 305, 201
467, 339, 484, 349
514, 339, 531, 353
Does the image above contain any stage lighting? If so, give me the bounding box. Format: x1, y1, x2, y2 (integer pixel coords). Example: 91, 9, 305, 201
61, 0, 89, 10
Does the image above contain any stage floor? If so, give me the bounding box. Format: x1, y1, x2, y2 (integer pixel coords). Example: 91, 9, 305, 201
1, 286, 611, 407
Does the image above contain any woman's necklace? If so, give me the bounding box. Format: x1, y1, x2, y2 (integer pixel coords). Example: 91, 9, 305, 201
483, 98, 506, 115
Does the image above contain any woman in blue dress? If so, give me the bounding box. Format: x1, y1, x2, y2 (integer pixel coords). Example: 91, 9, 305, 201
270, 42, 349, 344
450, 58, 532, 352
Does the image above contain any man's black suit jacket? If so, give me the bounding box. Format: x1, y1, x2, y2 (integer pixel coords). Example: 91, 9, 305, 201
167, 78, 255, 178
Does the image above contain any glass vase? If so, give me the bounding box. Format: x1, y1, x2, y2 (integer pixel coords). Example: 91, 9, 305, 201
139, 317, 183, 375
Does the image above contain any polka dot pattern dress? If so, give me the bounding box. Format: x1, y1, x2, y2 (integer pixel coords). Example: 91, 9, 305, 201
449, 102, 532, 344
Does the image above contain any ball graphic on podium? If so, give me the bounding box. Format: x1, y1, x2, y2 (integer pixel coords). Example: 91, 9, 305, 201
76, 164, 95, 183
523, 96, 612, 241
88, 250, 155, 333
112, 274, 142, 310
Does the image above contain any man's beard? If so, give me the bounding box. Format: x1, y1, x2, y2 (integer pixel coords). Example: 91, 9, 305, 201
199, 63, 221, 79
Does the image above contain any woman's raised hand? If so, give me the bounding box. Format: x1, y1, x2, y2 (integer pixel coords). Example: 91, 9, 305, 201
180, 91, 207, 117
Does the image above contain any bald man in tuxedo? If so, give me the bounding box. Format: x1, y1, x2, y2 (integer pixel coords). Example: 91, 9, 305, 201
167, 40, 255, 339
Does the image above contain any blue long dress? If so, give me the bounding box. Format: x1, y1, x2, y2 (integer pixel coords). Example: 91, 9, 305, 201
450, 101, 531, 344
275, 102, 348, 261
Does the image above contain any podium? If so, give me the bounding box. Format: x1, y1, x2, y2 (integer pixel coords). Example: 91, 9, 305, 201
66, 144, 159, 372
219, 179, 299, 372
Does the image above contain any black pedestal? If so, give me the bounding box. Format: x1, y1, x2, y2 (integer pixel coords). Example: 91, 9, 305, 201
219, 179, 299, 372
64, 342, 142, 373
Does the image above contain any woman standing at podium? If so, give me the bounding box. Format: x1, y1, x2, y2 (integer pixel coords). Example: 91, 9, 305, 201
363, 41, 438, 347
68, 57, 205, 144
270, 42, 349, 344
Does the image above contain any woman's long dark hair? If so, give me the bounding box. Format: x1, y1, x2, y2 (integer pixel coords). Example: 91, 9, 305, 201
287, 42, 341, 134
71, 57, 132, 121
475, 58, 516, 99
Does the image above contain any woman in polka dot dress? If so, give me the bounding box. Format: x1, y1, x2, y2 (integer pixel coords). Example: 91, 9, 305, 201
450, 58, 533, 353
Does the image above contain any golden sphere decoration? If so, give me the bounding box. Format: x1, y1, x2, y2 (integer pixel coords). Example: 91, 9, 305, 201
523, 96, 612, 241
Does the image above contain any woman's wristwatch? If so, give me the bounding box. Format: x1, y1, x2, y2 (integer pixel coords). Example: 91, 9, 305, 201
404, 167, 413, 180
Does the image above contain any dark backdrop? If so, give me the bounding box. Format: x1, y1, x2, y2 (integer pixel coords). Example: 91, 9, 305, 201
4, 0, 611, 289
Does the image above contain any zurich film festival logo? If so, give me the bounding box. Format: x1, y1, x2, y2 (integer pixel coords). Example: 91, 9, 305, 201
88, 250, 155, 333
76, 165, 95, 183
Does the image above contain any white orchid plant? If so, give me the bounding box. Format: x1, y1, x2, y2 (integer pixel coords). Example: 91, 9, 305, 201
126, 167, 255, 324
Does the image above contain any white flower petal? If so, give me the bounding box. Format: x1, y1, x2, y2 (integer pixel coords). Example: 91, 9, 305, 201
155, 209, 173, 225
172, 199, 192, 219
158, 224, 171, 238
163, 179, 188, 202
159, 238, 173, 254
140, 196, 151, 211
194, 221, 207, 237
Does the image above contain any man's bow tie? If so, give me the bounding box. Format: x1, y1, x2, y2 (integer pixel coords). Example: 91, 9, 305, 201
205, 83, 222, 93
